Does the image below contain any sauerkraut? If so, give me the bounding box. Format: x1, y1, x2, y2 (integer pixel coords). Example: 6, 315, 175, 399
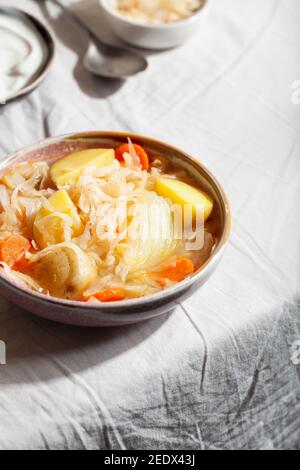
109, 0, 204, 24
0, 140, 215, 303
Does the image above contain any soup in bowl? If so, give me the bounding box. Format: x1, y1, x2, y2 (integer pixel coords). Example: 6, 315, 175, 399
107, 0, 205, 25
0, 132, 230, 326
99, 0, 209, 49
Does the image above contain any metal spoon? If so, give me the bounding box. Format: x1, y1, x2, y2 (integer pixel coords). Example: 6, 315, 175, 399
48, 0, 148, 78
84, 41, 148, 79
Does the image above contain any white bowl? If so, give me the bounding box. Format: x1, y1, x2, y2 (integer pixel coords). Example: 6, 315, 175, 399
99, 0, 209, 50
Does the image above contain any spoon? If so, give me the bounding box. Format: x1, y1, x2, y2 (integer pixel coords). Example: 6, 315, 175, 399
47, 0, 148, 78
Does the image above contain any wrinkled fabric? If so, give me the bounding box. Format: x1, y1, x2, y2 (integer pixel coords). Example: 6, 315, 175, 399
0, 0, 299, 450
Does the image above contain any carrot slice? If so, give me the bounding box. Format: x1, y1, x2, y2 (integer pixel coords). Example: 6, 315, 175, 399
152, 257, 195, 284
12, 256, 34, 275
115, 144, 150, 171
0, 236, 31, 268
83, 288, 127, 303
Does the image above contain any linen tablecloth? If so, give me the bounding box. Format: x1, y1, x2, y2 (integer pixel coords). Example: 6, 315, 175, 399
0, 0, 299, 450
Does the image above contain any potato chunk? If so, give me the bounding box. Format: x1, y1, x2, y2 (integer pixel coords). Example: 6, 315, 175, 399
155, 178, 213, 221
33, 190, 83, 248
50, 148, 115, 187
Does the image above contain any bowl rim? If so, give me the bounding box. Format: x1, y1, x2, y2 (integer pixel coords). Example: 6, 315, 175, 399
0, 130, 231, 312
99, 0, 209, 30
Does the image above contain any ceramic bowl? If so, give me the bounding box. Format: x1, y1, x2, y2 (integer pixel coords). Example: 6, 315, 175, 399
99, 0, 209, 50
0, 131, 231, 327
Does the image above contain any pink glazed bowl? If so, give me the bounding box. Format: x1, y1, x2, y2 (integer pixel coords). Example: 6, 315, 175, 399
0, 132, 231, 327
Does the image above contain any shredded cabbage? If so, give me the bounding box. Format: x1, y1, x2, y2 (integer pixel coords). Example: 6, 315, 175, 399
0, 152, 215, 300
110, 0, 203, 24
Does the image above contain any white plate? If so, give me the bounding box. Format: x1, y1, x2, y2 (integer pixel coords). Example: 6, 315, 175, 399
0, 7, 55, 104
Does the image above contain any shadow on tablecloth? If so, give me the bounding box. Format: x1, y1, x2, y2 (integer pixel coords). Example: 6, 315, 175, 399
39, 1, 125, 100
0, 297, 171, 385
